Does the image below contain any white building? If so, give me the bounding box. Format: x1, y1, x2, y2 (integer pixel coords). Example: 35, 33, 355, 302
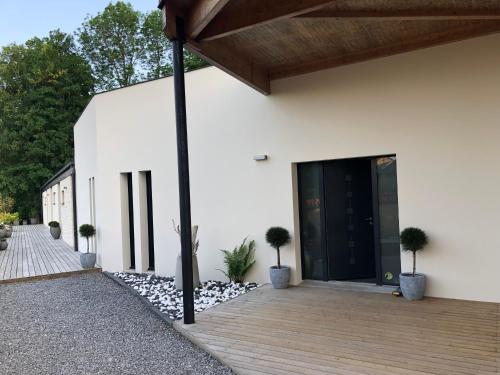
41, 163, 77, 249
74, 34, 500, 303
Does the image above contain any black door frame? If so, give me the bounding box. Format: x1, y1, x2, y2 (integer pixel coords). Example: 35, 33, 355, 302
145, 171, 155, 271
298, 154, 397, 285
126, 173, 135, 269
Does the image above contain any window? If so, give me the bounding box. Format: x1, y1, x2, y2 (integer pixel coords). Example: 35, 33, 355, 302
53, 192, 56, 205
61, 190, 65, 205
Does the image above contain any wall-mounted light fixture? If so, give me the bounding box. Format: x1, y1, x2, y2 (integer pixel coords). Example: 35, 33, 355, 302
253, 155, 268, 161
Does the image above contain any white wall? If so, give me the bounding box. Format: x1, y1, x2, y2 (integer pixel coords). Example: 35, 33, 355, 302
74, 99, 98, 259
74, 34, 500, 302
41, 175, 75, 248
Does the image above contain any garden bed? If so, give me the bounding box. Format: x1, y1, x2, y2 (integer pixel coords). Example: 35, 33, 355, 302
113, 272, 259, 320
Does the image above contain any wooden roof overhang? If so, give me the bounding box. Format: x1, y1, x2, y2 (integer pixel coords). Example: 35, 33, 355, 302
159, 0, 500, 95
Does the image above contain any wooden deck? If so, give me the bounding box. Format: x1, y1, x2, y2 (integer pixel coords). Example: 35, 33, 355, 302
0, 224, 95, 282
176, 284, 500, 375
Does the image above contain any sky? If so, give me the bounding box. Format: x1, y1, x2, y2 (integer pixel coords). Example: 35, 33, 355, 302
0, 0, 157, 47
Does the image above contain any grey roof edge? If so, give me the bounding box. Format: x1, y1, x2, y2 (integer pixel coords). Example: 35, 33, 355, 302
41, 162, 75, 192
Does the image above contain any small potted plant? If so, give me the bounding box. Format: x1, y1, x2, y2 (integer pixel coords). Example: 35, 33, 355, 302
48, 221, 61, 239
266, 226, 291, 289
0, 224, 8, 251
399, 227, 428, 301
79, 224, 96, 269
0, 224, 6, 238
29, 209, 39, 225
219, 238, 256, 283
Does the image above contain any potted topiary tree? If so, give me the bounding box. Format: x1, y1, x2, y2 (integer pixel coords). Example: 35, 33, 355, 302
399, 227, 428, 301
79, 224, 96, 269
266, 227, 291, 289
48, 221, 61, 239
0, 224, 8, 251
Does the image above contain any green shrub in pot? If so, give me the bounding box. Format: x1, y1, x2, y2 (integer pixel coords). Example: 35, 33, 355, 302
79, 224, 96, 269
48, 221, 61, 239
399, 227, 428, 301
266, 227, 291, 289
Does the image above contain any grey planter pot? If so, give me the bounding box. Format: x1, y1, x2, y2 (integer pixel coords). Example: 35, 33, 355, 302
175, 254, 200, 291
0, 228, 6, 239
30, 218, 38, 225
50, 226, 61, 239
80, 253, 96, 269
400, 273, 426, 301
22, 220, 28, 225
269, 265, 291, 289
5, 226, 12, 238
0, 240, 7, 251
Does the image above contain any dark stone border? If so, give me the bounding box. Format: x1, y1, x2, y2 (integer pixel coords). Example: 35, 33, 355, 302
102, 271, 174, 326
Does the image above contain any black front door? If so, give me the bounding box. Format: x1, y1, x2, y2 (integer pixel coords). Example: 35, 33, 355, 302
324, 159, 376, 281
298, 156, 400, 285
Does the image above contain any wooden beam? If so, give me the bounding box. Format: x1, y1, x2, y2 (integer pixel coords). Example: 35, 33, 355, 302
270, 22, 500, 80
187, 0, 230, 38
298, 9, 500, 20
197, 0, 336, 41
186, 40, 270, 95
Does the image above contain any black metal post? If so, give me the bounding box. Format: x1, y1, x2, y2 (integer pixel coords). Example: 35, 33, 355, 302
172, 16, 195, 325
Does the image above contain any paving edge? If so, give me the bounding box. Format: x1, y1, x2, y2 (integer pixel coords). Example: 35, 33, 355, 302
102, 271, 174, 327
0, 267, 102, 285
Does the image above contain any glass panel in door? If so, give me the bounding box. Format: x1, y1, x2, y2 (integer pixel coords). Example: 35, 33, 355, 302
376, 156, 401, 285
298, 163, 326, 280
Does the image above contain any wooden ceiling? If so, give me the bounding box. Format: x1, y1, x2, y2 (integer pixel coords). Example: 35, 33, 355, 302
159, 0, 500, 94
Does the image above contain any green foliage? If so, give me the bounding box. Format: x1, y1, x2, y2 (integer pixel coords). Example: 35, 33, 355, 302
78, 1, 143, 91
0, 212, 19, 224
0, 194, 14, 213
79, 224, 96, 238
400, 227, 428, 252
79, 224, 96, 253
266, 227, 291, 249
266, 227, 291, 268
219, 238, 256, 283
48, 221, 60, 228
0, 31, 93, 218
140, 10, 173, 79
78, 3, 208, 90
400, 227, 428, 277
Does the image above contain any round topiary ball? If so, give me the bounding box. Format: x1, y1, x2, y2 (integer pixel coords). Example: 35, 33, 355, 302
79, 224, 96, 238
400, 227, 428, 252
266, 227, 291, 249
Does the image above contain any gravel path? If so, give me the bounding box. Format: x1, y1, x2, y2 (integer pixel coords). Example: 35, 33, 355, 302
0, 273, 232, 375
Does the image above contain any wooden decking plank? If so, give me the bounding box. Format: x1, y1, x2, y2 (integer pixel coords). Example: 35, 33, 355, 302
0, 225, 90, 282
175, 285, 499, 375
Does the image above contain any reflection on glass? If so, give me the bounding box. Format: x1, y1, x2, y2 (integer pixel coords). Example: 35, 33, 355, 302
376, 156, 401, 285
299, 163, 324, 280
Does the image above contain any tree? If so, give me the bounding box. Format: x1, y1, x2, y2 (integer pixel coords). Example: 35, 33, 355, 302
140, 10, 173, 79
78, 3, 209, 90
0, 31, 93, 218
78, 1, 144, 91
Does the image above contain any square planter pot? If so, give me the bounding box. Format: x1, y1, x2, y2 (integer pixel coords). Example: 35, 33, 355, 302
399, 273, 426, 301
269, 265, 290, 289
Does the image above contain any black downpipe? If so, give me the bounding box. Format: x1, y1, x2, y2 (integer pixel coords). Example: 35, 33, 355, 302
172, 17, 194, 325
